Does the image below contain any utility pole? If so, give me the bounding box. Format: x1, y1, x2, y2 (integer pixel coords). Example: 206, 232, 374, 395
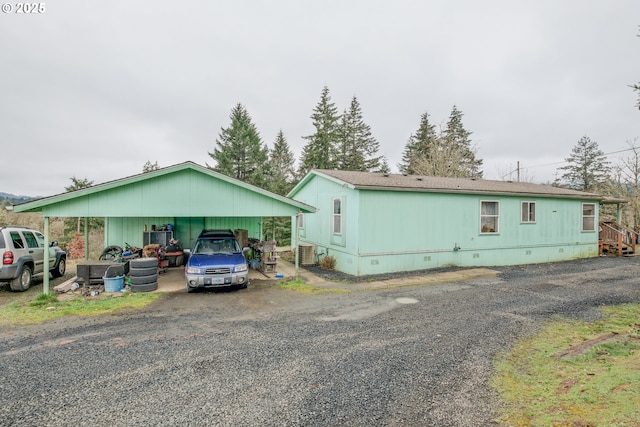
517, 161, 520, 182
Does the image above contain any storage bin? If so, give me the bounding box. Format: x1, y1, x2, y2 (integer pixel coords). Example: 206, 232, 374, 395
103, 275, 124, 292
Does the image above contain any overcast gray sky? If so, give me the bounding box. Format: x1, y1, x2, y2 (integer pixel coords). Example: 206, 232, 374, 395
1, 1, 639, 196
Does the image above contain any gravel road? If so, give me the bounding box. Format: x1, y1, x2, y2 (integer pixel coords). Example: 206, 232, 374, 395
1, 256, 639, 426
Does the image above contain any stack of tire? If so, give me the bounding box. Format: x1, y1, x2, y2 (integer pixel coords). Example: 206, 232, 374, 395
128, 257, 158, 292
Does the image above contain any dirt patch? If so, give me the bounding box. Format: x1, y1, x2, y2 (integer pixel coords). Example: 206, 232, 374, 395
554, 332, 619, 359
556, 378, 580, 394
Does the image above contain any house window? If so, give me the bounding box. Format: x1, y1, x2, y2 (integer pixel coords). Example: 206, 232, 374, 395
332, 197, 342, 235
297, 213, 304, 229
582, 203, 596, 231
480, 201, 499, 233
521, 201, 536, 223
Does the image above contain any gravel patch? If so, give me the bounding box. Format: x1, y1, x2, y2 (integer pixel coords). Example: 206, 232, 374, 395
1, 256, 639, 426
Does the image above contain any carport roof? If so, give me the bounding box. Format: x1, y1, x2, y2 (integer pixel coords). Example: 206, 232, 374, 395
13, 161, 317, 217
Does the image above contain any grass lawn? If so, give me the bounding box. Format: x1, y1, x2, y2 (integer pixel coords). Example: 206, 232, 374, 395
0, 290, 161, 326
492, 304, 640, 426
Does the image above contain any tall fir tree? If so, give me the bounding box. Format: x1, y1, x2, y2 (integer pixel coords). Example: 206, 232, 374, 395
298, 86, 341, 176
556, 135, 610, 192
336, 95, 385, 172
399, 112, 439, 174
208, 103, 269, 188
263, 130, 296, 246
440, 105, 483, 178
267, 129, 296, 196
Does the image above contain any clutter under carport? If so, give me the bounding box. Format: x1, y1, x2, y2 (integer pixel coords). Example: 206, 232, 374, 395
248, 240, 278, 274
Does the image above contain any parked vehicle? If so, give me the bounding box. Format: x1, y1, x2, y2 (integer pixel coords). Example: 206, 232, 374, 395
0, 226, 67, 291
184, 229, 248, 293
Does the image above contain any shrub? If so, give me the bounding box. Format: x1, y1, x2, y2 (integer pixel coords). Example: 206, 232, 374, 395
319, 255, 336, 270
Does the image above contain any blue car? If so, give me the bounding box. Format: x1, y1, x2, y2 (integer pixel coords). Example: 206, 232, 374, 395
184, 230, 249, 293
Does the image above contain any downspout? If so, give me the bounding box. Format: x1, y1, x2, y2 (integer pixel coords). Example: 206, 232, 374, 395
43, 216, 50, 294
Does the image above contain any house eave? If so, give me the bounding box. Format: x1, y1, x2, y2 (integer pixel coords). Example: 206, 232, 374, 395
352, 185, 605, 200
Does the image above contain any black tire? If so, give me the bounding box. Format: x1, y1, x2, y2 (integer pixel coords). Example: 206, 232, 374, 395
130, 282, 158, 292
129, 273, 158, 285
129, 257, 158, 269
10, 265, 32, 292
128, 266, 157, 276
99, 245, 123, 261
51, 257, 66, 278
186, 282, 196, 293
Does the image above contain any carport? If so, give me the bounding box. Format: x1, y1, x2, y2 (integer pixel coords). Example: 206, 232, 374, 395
12, 161, 317, 293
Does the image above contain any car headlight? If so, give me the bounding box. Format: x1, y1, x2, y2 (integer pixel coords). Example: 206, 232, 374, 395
234, 264, 248, 273
186, 266, 201, 275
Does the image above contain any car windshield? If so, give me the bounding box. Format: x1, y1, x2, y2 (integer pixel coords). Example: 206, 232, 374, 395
193, 238, 240, 255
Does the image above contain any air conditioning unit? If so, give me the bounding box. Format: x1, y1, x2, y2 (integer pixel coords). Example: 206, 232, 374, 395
298, 244, 317, 266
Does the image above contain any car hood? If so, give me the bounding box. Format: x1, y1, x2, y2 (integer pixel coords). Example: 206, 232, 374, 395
188, 253, 245, 268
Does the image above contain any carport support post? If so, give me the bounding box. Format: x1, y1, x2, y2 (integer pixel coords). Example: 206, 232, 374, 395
84, 217, 89, 260
295, 211, 301, 280
43, 216, 50, 294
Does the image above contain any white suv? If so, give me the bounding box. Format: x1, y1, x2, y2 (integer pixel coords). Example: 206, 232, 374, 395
0, 226, 67, 291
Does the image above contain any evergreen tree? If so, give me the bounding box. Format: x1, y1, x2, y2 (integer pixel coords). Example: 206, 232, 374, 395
268, 129, 296, 196
298, 86, 340, 176
440, 105, 483, 178
336, 96, 384, 172
400, 107, 482, 177
64, 177, 102, 235
264, 130, 296, 246
556, 135, 610, 192
399, 112, 439, 174
378, 158, 391, 174
208, 103, 269, 188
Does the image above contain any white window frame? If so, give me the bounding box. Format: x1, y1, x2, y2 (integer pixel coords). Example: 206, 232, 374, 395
480, 200, 500, 234
582, 203, 596, 232
332, 197, 343, 235
521, 201, 536, 223
297, 213, 304, 229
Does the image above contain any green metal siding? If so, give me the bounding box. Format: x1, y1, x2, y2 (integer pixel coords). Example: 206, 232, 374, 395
293, 175, 599, 276
106, 216, 262, 250
37, 169, 304, 217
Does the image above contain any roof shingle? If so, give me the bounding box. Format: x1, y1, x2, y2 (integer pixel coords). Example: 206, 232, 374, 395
314, 169, 602, 200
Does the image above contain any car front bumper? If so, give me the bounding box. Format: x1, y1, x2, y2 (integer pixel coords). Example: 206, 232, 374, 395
185, 271, 249, 289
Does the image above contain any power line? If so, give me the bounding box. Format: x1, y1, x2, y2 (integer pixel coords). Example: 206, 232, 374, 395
500, 145, 640, 180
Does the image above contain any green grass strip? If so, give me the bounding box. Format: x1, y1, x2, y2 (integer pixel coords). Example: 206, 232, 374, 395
0, 291, 161, 325
492, 304, 640, 426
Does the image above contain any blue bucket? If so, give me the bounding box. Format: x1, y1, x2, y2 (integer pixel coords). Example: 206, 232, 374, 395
103, 275, 124, 292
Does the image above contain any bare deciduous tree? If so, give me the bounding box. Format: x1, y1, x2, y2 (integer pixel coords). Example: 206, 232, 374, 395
609, 139, 640, 230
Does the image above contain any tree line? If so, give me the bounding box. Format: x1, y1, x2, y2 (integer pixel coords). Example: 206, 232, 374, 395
207, 85, 483, 197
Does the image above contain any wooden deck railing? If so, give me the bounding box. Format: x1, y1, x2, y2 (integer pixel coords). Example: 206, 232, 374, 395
599, 221, 637, 256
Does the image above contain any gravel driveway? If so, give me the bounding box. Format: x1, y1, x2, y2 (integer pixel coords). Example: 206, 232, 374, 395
1, 256, 639, 426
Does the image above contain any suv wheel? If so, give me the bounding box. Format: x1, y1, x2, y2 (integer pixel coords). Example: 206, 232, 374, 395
10, 265, 32, 292
51, 258, 66, 278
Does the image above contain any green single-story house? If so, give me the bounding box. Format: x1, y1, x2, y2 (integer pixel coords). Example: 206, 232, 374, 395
288, 169, 607, 276
13, 161, 316, 291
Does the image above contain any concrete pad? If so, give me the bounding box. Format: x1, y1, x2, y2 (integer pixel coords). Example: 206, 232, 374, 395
153, 261, 500, 293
